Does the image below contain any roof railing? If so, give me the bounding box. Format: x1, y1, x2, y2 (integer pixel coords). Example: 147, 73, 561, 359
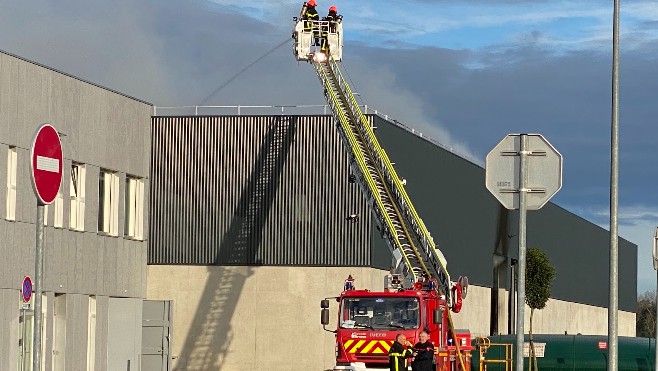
152, 104, 477, 166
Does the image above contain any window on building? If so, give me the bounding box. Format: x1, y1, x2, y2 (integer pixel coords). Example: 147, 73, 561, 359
124, 176, 145, 240
6, 146, 17, 221
69, 163, 86, 231
53, 294, 66, 371
87, 296, 96, 371
53, 191, 64, 228
98, 170, 119, 236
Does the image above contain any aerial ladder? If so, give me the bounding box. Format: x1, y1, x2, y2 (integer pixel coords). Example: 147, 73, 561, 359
293, 9, 469, 370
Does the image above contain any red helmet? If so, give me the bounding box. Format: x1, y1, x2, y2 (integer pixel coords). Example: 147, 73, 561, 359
307, 0, 317, 7
329, 5, 337, 12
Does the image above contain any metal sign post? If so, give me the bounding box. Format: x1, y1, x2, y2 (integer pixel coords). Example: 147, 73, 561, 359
34, 206, 44, 370
515, 134, 529, 371
29, 124, 63, 371
485, 133, 563, 371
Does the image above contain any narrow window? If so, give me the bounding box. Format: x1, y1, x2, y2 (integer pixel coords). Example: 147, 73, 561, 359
69, 163, 86, 231
98, 170, 119, 236
87, 296, 96, 371
53, 294, 67, 371
53, 191, 64, 228
125, 176, 145, 240
6, 146, 17, 220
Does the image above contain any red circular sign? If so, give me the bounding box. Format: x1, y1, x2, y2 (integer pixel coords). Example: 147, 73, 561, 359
22, 276, 32, 303
30, 124, 63, 205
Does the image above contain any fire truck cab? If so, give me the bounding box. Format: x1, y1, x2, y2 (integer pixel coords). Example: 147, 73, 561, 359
321, 274, 473, 371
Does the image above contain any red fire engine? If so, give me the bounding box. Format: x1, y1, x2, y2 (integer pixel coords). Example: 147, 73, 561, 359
322, 274, 472, 371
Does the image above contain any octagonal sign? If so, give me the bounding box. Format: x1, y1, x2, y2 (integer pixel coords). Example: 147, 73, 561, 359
485, 134, 562, 210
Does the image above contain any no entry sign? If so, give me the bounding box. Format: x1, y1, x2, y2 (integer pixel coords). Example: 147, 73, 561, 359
30, 124, 63, 205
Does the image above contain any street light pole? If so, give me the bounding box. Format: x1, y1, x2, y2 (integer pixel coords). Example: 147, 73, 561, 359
653, 227, 658, 371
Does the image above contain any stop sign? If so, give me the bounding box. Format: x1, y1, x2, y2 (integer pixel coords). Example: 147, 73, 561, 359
485, 134, 562, 210
30, 124, 63, 205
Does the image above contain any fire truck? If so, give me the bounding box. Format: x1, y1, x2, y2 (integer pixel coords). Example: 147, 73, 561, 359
293, 4, 473, 370
321, 275, 472, 371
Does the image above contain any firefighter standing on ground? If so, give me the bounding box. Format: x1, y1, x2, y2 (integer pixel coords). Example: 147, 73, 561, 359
389, 333, 414, 371
411, 330, 435, 371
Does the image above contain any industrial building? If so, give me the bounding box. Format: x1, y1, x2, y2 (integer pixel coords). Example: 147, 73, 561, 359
146, 113, 637, 371
0, 47, 638, 371
0, 50, 151, 370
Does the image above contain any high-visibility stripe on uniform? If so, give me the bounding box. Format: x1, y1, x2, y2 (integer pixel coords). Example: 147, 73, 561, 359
390, 354, 404, 371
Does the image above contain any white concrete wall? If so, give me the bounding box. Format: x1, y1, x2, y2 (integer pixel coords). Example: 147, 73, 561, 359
453, 286, 636, 338
516, 296, 635, 336
147, 265, 636, 371
0, 289, 19, 371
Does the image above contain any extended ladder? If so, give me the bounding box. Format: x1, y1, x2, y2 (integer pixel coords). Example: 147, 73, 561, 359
313, 55, 454, 303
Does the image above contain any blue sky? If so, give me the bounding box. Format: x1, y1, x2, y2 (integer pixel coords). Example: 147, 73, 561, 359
1, 0, 657, 294
208, 0, 658, 295
208, 0, 658, 51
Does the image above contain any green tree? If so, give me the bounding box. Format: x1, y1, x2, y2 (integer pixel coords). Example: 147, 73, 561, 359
636, 290, 656, 338
525, 247, 555, 371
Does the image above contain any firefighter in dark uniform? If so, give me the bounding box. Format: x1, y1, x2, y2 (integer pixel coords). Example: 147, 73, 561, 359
321, 5, 341, 52
326, 5, 341, 32
411, 330, 435, 371
303, 0, 320, 45
389, 333, 414, 371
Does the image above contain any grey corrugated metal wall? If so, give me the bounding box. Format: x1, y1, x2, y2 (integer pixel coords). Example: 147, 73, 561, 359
149, 114, 637, 312
150, 115, 372, 265
370, 115, 637, 312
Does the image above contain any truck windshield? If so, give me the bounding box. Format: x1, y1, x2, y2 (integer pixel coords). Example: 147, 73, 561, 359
340, 297, 419, 330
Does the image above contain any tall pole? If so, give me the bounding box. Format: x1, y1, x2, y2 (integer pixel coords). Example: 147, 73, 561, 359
608, 0, 620, 370
508, 259, 516, 335
33, 204, 44, 371
21, 307, 26, 371
515, 134, 528, 371
653, 227, 658, 371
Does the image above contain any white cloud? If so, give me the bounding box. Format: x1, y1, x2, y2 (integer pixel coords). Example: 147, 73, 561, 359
620, 219, 658, 295
205, 0, 658, 53
575, 205, 658, 225
336, 58, 482, 164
